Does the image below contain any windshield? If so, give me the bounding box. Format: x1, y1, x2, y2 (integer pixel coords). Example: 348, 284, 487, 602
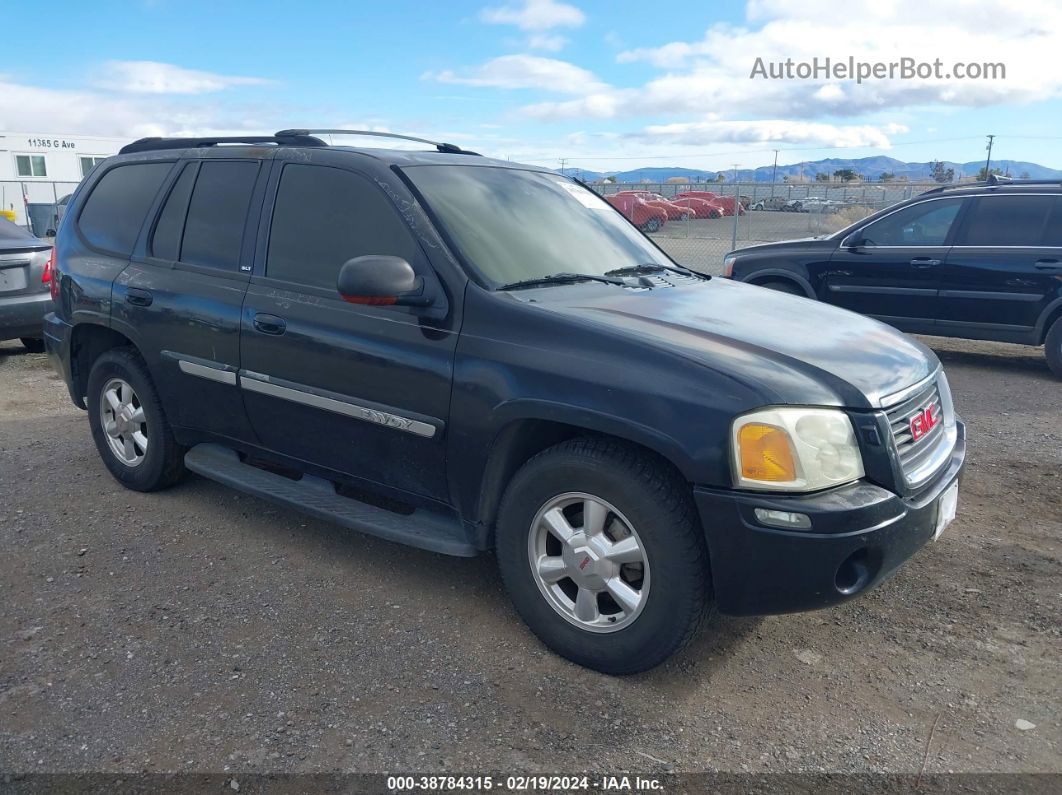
403, 165, 672, 287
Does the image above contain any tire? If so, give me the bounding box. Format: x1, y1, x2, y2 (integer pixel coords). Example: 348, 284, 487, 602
20, 337, 45, 353
86, 347, 187, 492
1046, 316, 1062, 379
640, 217, 661, 233
757, 279, 804, 296
496, 438, 710, 675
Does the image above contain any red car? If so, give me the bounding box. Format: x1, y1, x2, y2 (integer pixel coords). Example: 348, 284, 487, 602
605, 194, 668, 232
668, 196, 722, 219
677, 191, 745, 216
615, 191, 693, 220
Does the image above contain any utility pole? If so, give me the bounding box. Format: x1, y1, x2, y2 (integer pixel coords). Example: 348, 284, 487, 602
769, 149, 779, 199
731, 164, 741, 252
983, 135, 995, 179
559, 158, 568, 175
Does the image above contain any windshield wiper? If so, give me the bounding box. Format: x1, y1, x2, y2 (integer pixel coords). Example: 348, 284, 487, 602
603, 263, 706, 279
496, 272, 627, 291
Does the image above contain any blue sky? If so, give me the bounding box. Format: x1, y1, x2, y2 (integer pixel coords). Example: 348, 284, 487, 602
3, 0, 1062, 173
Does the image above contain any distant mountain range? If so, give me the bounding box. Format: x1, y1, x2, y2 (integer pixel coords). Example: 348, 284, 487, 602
558, 156, 1062, 184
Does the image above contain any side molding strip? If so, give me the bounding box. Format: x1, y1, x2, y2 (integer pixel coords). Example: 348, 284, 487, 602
239, 372, 437, 439
177, 359, 238, 385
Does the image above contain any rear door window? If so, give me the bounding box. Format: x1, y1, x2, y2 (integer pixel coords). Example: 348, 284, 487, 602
1042, 197, 1062, 247
179, 161, 259, 270
265, 163, 419, 291
955, 195, 1054, 247
78, 162, 172, 255
859, 198, 964, 247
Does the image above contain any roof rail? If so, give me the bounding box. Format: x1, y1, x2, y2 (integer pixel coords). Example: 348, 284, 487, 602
920, 174, 1062, 195
275, 128, 480, 155
119, 132, 326, 155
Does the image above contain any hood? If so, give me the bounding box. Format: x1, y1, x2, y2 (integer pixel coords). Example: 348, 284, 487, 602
727, 236, 833, 256
535, 278, 937, 409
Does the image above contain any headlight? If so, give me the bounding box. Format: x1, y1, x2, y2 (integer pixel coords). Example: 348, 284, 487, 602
722, 255, 737, 278
732, 407, 864, 492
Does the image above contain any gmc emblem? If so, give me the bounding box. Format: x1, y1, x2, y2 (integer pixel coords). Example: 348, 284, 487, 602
910, 404, 938, 442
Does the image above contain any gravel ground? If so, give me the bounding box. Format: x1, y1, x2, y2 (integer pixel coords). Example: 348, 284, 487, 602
0, 334, 1059, 778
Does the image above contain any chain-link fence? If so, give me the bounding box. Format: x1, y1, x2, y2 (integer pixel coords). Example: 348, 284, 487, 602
0, 180, 82, 237
590, 181, 943, 273
2, 176, 943, 267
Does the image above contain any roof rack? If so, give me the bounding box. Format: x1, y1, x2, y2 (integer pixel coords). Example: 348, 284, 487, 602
275, 129, 480, 155
119, 132, 327, 155
920, 174, 1062, 195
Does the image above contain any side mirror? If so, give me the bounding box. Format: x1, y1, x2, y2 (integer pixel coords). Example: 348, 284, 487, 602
841, 232, 866, 249
336, 255, 432, 307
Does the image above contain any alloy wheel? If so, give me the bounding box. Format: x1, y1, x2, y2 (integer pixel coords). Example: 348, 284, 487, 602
100, 378, 148, 467
527, 492, 650, 633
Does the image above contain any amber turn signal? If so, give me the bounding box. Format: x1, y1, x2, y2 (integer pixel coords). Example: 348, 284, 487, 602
737, 422, 797, 482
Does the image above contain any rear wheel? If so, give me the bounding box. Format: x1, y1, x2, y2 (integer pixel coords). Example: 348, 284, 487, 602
20, 337, 45, 353
757, 279, 805, 296
1045, 316, 1062, 379
640, 217, 661, 233
86, 348, 187, 491
496, 438, 710, 674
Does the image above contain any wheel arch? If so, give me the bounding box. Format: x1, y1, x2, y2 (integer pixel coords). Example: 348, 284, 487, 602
69, 323, 138, 408
472, 414, 693, 548
742, 268, 816, 298
1035, 296, 1062, 344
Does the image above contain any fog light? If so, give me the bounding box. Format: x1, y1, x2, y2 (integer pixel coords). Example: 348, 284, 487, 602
754, 508, 812, 530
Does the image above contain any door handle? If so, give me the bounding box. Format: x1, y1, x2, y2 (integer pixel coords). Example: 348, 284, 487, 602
1034, 259, 1062, 271
909, 258, 941, 268
126, 287, 153, 307
253, 313, 286, 335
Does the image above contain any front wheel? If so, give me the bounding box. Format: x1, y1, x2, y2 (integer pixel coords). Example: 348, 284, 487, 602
496, 438, 710, 674
20, 337, 45, 353
1045, 316, 1062, 379
86, 348, 187, 491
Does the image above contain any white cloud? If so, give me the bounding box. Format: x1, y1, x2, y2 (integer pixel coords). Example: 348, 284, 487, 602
0, 78, 278, 139
92, 61, 273, 94
528, 33, 569, 51
638, 119, 910, 148
607, 0, 1062, 119
479, 0, 585, 31
425, 55, 607, 94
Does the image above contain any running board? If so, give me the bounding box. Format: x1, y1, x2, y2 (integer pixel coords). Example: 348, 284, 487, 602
184, 444, 476, 557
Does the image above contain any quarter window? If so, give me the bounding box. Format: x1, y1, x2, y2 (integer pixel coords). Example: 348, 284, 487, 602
179, 161, 259, 271
266, 164, 419, 290
15, 155, 48, 177
77, 162, 172, 255
150, 163, 197, 261
859, 198, 964, 247
1043, 198, 1062, 247
955, 195, 1054, 247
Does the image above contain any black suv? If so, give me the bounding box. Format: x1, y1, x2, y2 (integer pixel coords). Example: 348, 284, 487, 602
723, 178, 1062, 377
45, 130, 965, 674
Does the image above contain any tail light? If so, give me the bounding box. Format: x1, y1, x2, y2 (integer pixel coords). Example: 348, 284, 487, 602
43, 247, 59, 300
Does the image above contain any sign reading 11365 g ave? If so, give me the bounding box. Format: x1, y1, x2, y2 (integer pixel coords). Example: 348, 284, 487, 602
26, 138, 77, 149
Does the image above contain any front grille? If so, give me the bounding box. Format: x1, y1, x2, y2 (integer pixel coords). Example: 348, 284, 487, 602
884, 378, 949, 484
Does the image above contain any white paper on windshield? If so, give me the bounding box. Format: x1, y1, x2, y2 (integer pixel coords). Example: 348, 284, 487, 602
551, 177, 611, 210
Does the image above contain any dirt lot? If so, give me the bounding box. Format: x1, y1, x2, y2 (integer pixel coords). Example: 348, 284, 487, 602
0, 334, 1059, 778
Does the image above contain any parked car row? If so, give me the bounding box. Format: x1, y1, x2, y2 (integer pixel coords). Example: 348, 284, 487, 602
603, 189, 746, 231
